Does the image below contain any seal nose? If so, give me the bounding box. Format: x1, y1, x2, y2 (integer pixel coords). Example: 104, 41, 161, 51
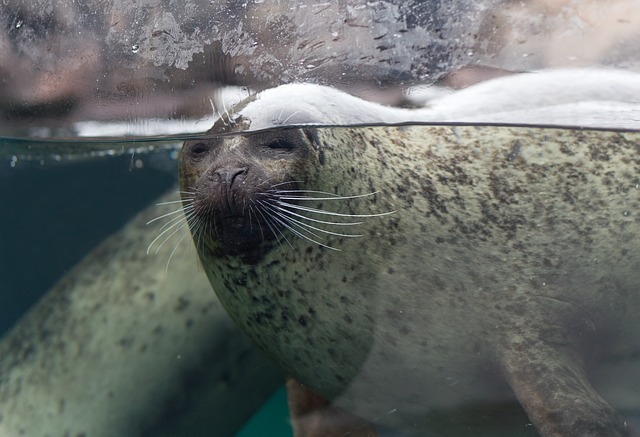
213, 167, 248, 215
214, 167, 247, 186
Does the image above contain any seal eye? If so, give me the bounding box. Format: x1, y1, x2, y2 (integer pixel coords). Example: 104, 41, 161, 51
188, 142, 211, 160
265, 138, 295, 152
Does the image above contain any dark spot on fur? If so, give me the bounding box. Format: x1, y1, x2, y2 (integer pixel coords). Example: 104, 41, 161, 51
235, 274, 248, 287
420, 177, 448, 219
174, 297, 190, 312
589, 143, 611, 161
506, 141, 522, 161
118, 337, 134, 348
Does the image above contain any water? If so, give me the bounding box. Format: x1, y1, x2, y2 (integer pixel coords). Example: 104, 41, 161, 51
0, 140, 290, 437
0, 150, 176, 333
1, 124, 640, 437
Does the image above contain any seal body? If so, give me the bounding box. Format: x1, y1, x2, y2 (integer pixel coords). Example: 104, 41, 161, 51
180, 74, 640, 436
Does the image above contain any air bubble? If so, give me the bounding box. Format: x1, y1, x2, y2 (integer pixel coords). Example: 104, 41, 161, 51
131, 44, 140, 53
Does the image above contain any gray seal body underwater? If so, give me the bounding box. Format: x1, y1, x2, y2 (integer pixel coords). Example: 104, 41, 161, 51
179, 69, 640, 437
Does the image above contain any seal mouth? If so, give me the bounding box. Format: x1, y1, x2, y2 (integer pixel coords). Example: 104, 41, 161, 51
191, 183, 286, 260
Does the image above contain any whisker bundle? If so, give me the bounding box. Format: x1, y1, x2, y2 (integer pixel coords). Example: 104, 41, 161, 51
145, 191, 201, 272
239, 185, 396, 251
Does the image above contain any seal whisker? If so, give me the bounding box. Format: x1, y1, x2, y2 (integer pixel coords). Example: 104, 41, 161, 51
146, 206, 193, 226
275, 107, 285, 125
213, 96, 230, 127
272, 200, 395, 218
266, 189, 343, 197
259, 201, 326, 241
262, 202, 363, 238
248, 204, 265, 243
266, 211, 341, 251
269, 180, 304, 189
147, 209, 194, 255
256, 176, 279, 189
250, 198, 292, 251
280, 110, 300, 125
258, 200, 342, 250
157, 208, 193, 233
272, 192, 382, 202
221, 96, 234, 127
147, 221, 182, 255
165, 230, 190, 274
263, 199, 363, 227
153, 221, 189, 255
185, 211, 206, 252
155, 199, 190, 206
208, 97, 221, 125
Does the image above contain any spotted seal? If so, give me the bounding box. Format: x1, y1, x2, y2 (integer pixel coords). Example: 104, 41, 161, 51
179, 70, 640, 436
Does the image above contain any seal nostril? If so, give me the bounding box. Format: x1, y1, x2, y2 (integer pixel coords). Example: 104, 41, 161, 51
214, 167, 248, 186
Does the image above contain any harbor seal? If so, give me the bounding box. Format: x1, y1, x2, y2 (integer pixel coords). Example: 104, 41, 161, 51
179, 71, 640, 436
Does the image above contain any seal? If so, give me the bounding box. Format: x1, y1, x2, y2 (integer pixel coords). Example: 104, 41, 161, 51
0, 188, 282, 437
180, 71, 640, 436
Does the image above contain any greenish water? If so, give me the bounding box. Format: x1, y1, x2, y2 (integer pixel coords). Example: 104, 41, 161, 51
236, 387, 293, 437
0, 144, 291, 437
3, 126, 640, 437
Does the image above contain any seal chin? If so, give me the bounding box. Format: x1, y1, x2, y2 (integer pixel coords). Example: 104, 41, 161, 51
218, 217, 268, 259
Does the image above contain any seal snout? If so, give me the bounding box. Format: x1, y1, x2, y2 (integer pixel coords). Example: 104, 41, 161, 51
214, 167, 248, 216
214, 167, 247, 185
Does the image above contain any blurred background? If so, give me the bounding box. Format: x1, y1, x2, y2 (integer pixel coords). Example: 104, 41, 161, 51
1, 0, 639, 139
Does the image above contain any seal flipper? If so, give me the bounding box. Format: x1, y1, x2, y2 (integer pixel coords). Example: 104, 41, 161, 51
286, 377, 378, 437
500, 344, 635, 437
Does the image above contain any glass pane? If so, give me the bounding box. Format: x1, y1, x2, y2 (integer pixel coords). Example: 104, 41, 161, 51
1, 0, 639, 139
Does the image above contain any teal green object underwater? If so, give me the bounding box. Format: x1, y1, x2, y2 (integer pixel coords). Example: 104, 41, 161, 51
235, 387, 293, 437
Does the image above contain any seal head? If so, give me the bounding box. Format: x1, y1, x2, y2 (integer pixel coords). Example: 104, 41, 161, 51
180, 127, 318, 262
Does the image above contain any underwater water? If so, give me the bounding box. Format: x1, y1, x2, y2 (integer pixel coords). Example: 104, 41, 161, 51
0, 140, 292, 437
2, 124, 640, 437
